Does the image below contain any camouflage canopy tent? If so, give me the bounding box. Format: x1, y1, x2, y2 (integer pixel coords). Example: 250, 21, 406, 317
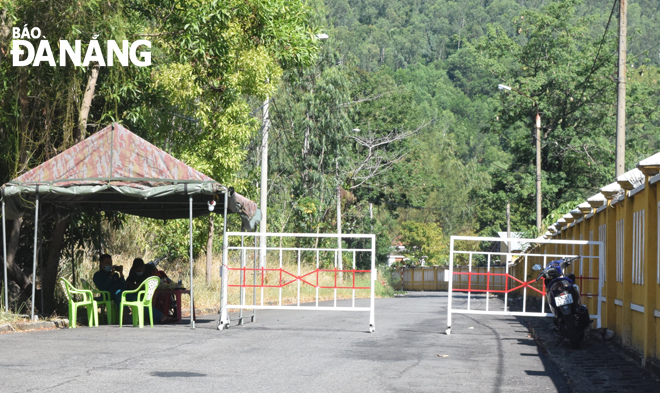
1, 123, 261, 324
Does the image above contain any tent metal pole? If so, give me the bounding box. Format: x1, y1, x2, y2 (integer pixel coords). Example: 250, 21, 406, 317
189, 196, 195, 330
71, 219, 75, 287
253, 235, 257, 316
31, 194, 40, 320
218, 191, 229, 330
97, 211, 102, 256
2, 200, 8, 312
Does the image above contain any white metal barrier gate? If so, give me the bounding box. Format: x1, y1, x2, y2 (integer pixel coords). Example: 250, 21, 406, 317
446, 236, 603, 335
217, 232, 376, 332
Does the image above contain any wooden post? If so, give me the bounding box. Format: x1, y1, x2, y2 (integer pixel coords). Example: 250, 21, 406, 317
421, 267, 425, 291
411, 267, 415, 291
616, 0, 627, 177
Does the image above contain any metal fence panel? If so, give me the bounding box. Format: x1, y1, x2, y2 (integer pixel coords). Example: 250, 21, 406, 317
218, 232, 376, 333
446, 236, 603, 335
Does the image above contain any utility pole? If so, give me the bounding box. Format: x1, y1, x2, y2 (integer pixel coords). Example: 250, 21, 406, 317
506, 200, 511, 264
616, 0, 627, 177
336, 161, 342, 274
259, 95, 269, 268
535, 113, 542, 233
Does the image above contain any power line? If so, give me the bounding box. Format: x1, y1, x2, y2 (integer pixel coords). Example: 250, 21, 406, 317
576, 0, 618, 97
589, 0, 619, 75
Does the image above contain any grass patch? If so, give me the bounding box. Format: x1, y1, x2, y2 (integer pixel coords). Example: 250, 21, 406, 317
0, 312, 29, 325
0, 284, 28, 325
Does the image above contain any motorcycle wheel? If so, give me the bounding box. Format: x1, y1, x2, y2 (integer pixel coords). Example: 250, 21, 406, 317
564, 315, 583, 349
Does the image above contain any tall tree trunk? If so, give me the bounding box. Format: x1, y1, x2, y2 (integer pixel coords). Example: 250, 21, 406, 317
42, 213, 70, 315
3, 62, 34, 302
5, 218, 30, 290
0, 9, 10, 65
18, 69, 31, 173
75, 64, 100, 143
301, 122, 310, 187
206, 215, 214, 285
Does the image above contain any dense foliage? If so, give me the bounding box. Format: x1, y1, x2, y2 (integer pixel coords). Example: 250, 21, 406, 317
243, 0, 660, 267
0, 0, 319, 312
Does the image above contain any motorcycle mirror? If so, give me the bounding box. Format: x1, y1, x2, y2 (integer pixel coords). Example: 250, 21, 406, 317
532, 264, 542, 271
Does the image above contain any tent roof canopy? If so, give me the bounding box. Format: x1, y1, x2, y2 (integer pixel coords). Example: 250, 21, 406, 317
1, 123, 260, 228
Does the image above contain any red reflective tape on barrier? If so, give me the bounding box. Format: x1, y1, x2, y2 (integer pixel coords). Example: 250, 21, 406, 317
452, 271, 546, 296
468, 268, 472, 293
573, 275, 599, 298
227, 267, 370, 289
452, 270, 600, 297
334, 267, 337, 288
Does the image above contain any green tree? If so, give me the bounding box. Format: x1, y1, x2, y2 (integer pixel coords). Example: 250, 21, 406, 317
0, 0, 320, 313
399, 221, 447, 266
474, 0, 659, 233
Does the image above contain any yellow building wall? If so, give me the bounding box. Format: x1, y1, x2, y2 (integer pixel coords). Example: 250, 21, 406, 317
614, 198, 625, 336
510, 177, 660, 361
631, 192, 646, 352
594, 209, 607, 326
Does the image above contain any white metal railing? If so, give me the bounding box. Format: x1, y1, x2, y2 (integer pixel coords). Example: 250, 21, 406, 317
446, 236, 603, 335
218, 232, 376, 333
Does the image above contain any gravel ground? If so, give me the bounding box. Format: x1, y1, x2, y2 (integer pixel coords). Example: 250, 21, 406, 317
525, 316, 660, 392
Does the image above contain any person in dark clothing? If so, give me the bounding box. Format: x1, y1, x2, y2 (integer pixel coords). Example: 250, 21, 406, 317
92, 254, 126, 306
126, 258, 159, 290
125, 257, 168, 323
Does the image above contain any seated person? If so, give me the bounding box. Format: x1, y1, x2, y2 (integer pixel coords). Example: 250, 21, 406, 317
92, 254, 126, 306
126, 258, 159, 290
126, 257, 172, 323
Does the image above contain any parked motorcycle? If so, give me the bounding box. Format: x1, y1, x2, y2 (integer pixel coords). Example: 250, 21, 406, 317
532, 257, 592, 348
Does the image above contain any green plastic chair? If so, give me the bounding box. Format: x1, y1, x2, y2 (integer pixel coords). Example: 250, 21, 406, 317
81, 278, 117, 324
119, 276, 160, 328
59, 277, 98, 328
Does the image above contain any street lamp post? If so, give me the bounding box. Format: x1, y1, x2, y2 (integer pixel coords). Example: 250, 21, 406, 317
498, 84, 542, 233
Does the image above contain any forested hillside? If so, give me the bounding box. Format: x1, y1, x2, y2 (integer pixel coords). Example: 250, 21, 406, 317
252, 0, 660, 266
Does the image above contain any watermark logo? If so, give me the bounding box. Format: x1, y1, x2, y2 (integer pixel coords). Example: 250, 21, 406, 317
10, 25, 151, 67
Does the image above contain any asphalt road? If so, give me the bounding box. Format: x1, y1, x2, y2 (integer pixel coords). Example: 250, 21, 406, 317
0, 292, 567, 392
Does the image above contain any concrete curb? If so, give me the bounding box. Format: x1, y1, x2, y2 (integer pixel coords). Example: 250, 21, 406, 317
0, 319, 69, 333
